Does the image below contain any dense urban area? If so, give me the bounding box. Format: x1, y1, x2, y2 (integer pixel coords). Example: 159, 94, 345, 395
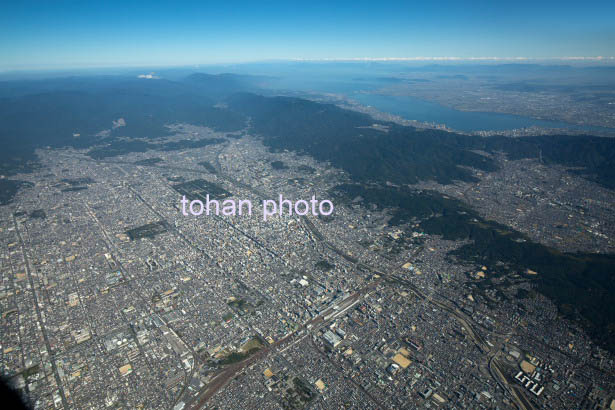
1, 68, 614, 410
1, 122, 614, 409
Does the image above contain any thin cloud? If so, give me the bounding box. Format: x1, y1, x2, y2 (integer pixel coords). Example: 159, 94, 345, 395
289, 56, 614, 62
137, 72, 160, 79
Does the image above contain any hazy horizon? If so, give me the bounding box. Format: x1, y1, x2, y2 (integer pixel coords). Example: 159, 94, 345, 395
2, 0, 614, 71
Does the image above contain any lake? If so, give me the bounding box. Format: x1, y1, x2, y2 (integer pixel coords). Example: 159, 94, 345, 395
351, 92, 614, 133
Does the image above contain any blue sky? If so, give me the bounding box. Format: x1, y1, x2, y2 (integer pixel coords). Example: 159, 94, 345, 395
1, 0, 614, 70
